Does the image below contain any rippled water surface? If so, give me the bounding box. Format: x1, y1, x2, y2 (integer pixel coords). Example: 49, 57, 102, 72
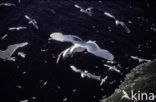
0, 0, 156, 102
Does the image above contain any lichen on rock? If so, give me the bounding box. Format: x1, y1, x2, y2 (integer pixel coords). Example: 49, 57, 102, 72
101, 59, 156, 102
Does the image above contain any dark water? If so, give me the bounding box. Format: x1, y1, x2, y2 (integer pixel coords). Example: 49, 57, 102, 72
0, 0, 156, 102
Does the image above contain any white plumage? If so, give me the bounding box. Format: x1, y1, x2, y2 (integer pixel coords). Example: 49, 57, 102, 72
0, 42, 28, 61
50, 32, 114, 63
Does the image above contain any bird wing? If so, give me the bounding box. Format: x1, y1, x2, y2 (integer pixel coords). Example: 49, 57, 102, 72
50, 32, 84, 44
90, 49, 114, 61
56, 47, 71, 63
119, 21, 131, 33
104, 12, 116, 19
86, 41, 99, 51
56, 50, 64, 64
4, 42, 28, 56
86, 41, 114, 60
74, 4, 81, 9
60, 34, 83, 44
25, 15, 31, 20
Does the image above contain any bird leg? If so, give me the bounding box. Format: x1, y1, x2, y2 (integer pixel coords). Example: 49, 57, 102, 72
69, 45, 79, 57
70, 53, 74, 57
62, 47, 71, 60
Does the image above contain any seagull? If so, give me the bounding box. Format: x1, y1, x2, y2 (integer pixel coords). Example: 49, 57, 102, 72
49, 32, 114, 63
9, 26, 27, 31
20, 100, 29, 102
25, 15, 39, 29
0, 42, 28, 61
100, 76, 108, 86
70, 65, 101, 80
115, 20, 131, 34
130, 56, 151, 63
70, 65, 108, 86
104, 12, 116, 19
74, 4, 93, 16
104, 64, 121, 73
104, 12, 131, 33
0, 3, 16, 7
1, 34, 8, 40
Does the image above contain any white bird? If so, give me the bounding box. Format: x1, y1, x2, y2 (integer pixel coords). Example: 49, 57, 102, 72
74, 4, 93, 16
0, 42, 28, 61
104, 12, 116, 19
104, 64, 121, 73
104, 12, 131, 33
49, 32, 114, 63
25, 15, 39, 29
100, 76, 108, 86
130, 56, 151, 63
9, 26, 27, 31
0, 3, 16, 7
20, 100, 29, 102
115, 20, 131, 34
1, 34, 8, 40
70, 65, 101, 80
17, 52, 26, 58
70, 65, 108, 86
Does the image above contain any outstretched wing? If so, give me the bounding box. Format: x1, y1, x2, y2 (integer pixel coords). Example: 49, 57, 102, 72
56, 51, 64, 64
50, 32, 84, 44
86, 41, 100, 52
4, 42, 28, 56
25, 15, 31, 20
104, 12, 116, 19
86, 41, 114, 60
118, 21, 131, 33
56, 47, 71, 63
74, 4, 81, 9
88, 48, 114, 61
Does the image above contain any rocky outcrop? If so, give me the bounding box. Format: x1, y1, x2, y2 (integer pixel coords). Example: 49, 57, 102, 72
101, 60, 156, 102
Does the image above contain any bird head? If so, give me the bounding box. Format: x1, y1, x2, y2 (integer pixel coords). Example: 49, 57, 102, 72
50, 32, 64, 41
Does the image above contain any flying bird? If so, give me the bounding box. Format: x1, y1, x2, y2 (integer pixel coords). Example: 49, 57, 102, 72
104, 64, 121, 73
130, 56, 151, 63
1, 34, 8, 40
0, 42, 28, 61
74, 4, 93, 16
0, 3, 16, 7
104, 12, 131, 33
49, 32, 114, 63
70, 65, 101, 80
9, 26, 27, 31
25, 15, 39, 29
104, 12, 116, 19
70, 65, 107, 86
